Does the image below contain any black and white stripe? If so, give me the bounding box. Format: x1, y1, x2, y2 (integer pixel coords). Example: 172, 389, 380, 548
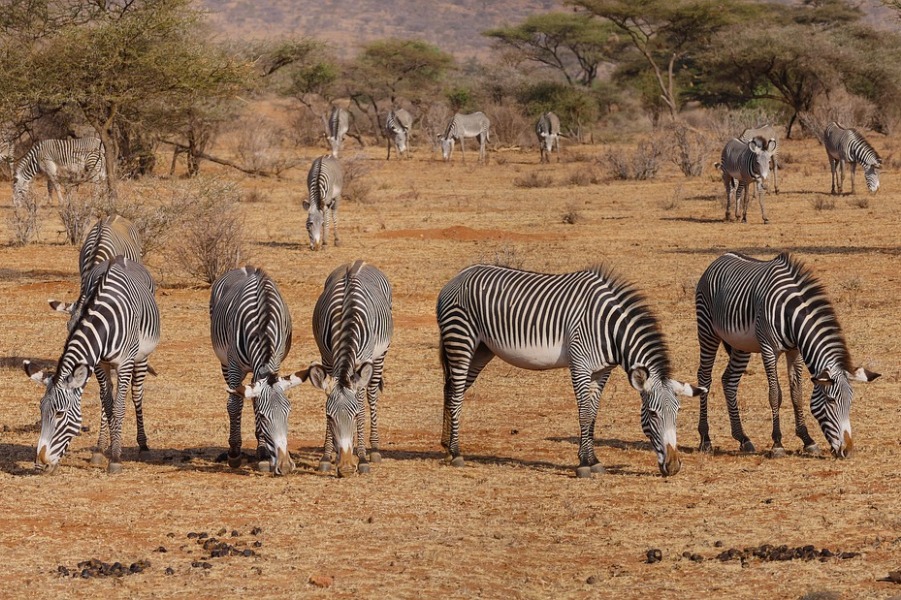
308, 260, 393, 477
695, 252, 880, 458
439, 112, 490, 163
385, 108, 413, 160
536, 111, 561, 163
13, 138, 106, 206
26, 256, 160, 474
824, 122, 881, 194
302, 155, 344, 251
739, 124, 778, 194
210, 266, 304, 475
436, 264, 702, 477
326, 106, 350, 158
717, 136, 776, 223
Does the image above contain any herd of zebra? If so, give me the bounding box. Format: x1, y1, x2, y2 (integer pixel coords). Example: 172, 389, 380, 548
23, 210, 880, 478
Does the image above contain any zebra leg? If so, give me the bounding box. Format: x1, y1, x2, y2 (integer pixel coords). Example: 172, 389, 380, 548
721, 346, 754, 452
786, 350, 818, 454
738, 182, 749, 223
723, 173, 734, 221
106, 362, 134, 473
355, 387, 370, 474
460, 136, 465, 163
696, 314, 720, 452
366, 357, 386, 463
757, 183, 769, 224
441, 340, 493, 467
849, 162, 856, 194
571, 367, 610, 477
93, 363, 114, 466
838, 160, 845, 194
225, 365, 246, 468
319, 419, 335, 472
760, 347, 786, 457
131, 359, 151, 453
330, 201, 340, 247
252, 400, 272, 471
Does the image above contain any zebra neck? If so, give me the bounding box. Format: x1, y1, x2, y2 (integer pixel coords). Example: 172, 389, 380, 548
794, 328, 848, 375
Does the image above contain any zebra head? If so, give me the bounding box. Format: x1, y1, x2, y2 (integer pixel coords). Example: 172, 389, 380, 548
230, 370, 309, 475
810, 366, 880, 458
748, 138, 775, 188
393, 129, 408, 155
24, 360, 88, 474
863, 160, 881, 193
439, 136, 455, 161
308, 362, 372, 477
630, 367, 705, 476
302, 199, 325, 251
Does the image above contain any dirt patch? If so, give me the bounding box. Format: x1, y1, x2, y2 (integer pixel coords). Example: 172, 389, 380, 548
377, 225, 551, 242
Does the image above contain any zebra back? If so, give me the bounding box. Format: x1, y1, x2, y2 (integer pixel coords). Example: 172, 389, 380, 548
306, 155, 343, 210
79, 215, 143, 277
824, 122, 881, 167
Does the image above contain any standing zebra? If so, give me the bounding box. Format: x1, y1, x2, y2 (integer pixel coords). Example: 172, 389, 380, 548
303, 155, 344, 251
536, 111, 561, 163
437, 264, 703, 478
439, 112, 490, 163
385, 108, 413, 160
739, 124, 778, 194
25, 256, 160, 474
210, 266, 307, 476
308, 260, 393, 477
824, 122, 881, 195
695, 252, 880, 458
13, 137, 106, 207
326, 106, 350, 159
717, 136, 776, 223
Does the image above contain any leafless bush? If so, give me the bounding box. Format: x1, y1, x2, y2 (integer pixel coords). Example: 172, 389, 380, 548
423, 103, 451, 150
95, 180, 183, 258
701, 107, 782, 144
850, 195, 869, 209
289, 108, 327, 147
562, 203, 582, 224
666, 122, 717, 177
568, 151, 593, 163
513, 171, 553, 188
341, 154, 373, 204
659, 184, 684, 211
566, 167, 601, 186
606, 138, 663, 180
812, 196, 836, 211
799, 91, 877, 143
494, 155, 508, 166
234, 116, 299, 175
244, 188, 267, 204
485, 103, 529, 147
57, 190, 97, 245
477, 244, 525, 269
10, 190, 38, 245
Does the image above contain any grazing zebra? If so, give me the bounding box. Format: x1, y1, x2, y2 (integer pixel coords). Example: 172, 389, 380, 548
695, 252, 880, 458
13, 137, 106, 207
326, 106, 350, 159
739, 124, 779, 193
385, 108, 413, 160
437, 264, 703, 478
302, 155, 344, 251
439, 112, 490, 163
717, 137, 776, 223
210, 266, 307, 476
308, 260, 393, 477
536, 111, 561, 163
824, 122, 881, 195
25, 256, 160, 474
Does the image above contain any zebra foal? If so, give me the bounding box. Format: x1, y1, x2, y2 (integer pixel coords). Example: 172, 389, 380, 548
824, 122, 881, 195
437, 264, 703, 477
303, 155, 343, 251
307, 260, 393, 477
695, 252, 880, 458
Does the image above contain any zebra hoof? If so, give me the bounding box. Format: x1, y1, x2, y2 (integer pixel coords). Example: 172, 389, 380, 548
769, 447, 787, 458
369, 451, 382, 464
740, 440, 756, 453
575, 466, 593, 479
698, 442, 714, 453
318, 461, 332, 472
256, 461, 271, 473
804, 444, 821, 456
357, 462, 371, 475
138, 444, 150, 453
334, 239, 342, 247
90, 452, 105, 466
590, 463, 606, 474
227, 454, 242, 469
107, 462, 123, 475
450, 456, 465, 468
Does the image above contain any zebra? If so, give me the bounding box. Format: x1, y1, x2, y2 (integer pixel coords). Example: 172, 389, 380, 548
824, 122, 881, 195
536, 111, 561, 163
717, 136, 776, 223
385, 108, 413, 160
302, 155, 344, 251
739, 124, 779, 194
210, 266, 308, 476
439, 112, 490, 163
13, 137, 106, 207
436, 264, 704, 478
307, 260, 393, 477
695, 252, 880, 458
326, 106, 350, 159
25, 256, 160, 474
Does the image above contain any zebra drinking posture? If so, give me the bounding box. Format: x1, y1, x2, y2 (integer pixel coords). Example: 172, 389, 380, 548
437, 264, 703, 477
739, 125, 778, 193
210, 266, 307, 476
536, 111, 561, 163
308, 260, 393, 477
326, 106, 350, 159
439, 112, 490, 163
717, 136, 776, 223
303, 155, 344, 251
13, 137, 106, 207
695, 252, 880, 458
824, 122, 881, 195
25, 256, 160, 474
385, 108, 413, 160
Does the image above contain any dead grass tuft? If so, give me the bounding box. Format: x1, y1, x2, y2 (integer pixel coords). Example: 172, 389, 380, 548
513, 171, 554, 189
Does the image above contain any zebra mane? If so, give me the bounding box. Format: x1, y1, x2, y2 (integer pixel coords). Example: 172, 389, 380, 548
584, 264, 672, 379
310, 157, 325, 210
252, 268, 278, 375
334, 260, 366, 385
775, 253, 853, 370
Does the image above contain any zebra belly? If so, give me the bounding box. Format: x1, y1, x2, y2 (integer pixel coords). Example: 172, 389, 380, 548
483, 340, 569, 370
715, 326, 762, 353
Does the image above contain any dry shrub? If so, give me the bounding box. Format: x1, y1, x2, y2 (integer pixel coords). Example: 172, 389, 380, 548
244, 188, 267, 204
700, 107, 782, 145
57, 190, 99, 245
423, 103, 451, 150
10, 191, 38, 245
484, 103, 529, 147
562, 203, 582, 224
341, 154, 373, 204
799, 91, 877, 143
477, 244, 525, 269
513, 171, 553, 188
812, 196, 836, 211
659, 184, 684, 211
606, 138, 663, 180
568, 151, 593, 163
289, 108, 327, 147
494, 155, 508, 166
850, 195, 869, 209
234, 116, 299, 175
665, 122, 717, 177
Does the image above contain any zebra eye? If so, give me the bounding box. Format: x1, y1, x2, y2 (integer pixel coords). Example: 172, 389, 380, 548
55, 409, 65, 419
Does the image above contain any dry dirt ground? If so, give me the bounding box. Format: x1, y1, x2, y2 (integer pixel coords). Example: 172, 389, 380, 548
0, 131, 898, 599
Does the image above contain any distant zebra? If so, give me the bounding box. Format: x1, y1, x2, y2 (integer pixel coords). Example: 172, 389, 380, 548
210, 266, 308, 475
695, 252, 880, 457
717, 137, 776, 223
385, 108, 413, 160
13, 138, 106, 207
439, 112, 490, 163
739, 124, 778, 193
326, 106, 350, 159
308, 260, 393, 477
536, 111, 561, 163
824, 122, 881, 195
303, 155, 344, 251
25, 256, 160, 474
437, 264, 703, 477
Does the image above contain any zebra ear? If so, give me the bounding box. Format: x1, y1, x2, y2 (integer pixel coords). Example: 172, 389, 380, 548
629, 367, 650, 392
23, 360, 53, 386
354, 362, 374, 388
64, 365, 90, 389
308, 363, 329, 391
302, 199, 310, 211
669, 379, 706, 397
847, 367, 880, 382
276, 368, 311, 391
766, 138, 776, 152
48, 299, 73, 313
811, 370, 833, 387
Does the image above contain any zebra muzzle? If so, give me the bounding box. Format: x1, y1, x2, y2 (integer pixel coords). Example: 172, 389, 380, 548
274, 447, 295, 475
661, 444, 682, 477
835, 431, 854, 459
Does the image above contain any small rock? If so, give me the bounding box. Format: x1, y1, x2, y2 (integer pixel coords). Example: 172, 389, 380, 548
714, 540, 724, 548
231, 530, 240, 537
156, 546, 167, 553
586, 575, 599, 584
252, 541, 262, 548
250, 526, 263, 536
165, 567, 175, 575
646, 548, 663, 564
187, 532, 199, 539
309, 574, 334, 588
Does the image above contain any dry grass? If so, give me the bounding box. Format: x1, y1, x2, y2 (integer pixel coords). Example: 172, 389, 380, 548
0, 124, 898, 599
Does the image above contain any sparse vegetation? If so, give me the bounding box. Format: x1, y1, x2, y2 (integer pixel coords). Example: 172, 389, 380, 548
566, 167, 601, 186
513, 171, 554, 188
341, 154, 373, 203
561, 203, 582, 224
605, 139, 663, 181
812, 196, 836, 211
